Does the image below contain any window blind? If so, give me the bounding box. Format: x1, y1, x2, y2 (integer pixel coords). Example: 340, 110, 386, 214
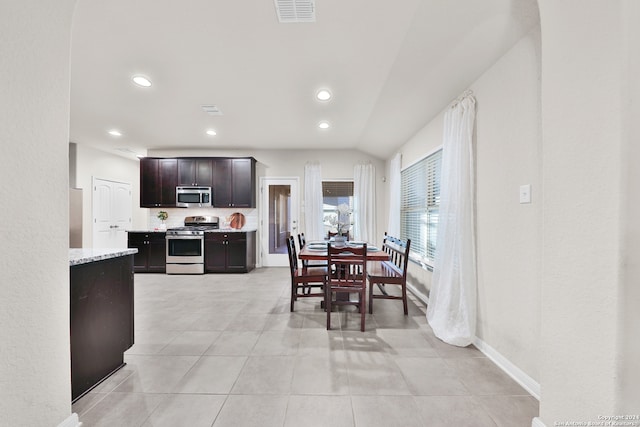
322, 181, 354, 198
400, 149, 442, 264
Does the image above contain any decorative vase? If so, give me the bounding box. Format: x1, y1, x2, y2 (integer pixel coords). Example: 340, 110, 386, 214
333, 235, 347, 246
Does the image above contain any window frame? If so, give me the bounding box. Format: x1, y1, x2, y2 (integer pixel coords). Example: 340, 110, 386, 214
321, 180, 354, 237
400, 146, 443, 269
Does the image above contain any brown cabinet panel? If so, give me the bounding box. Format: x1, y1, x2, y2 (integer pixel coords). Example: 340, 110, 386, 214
141, 157, 253, 208
178, 158, 213, 187
212, 159, 232, 207
212, 157, 256, 208
140, 158, 160, 207
128, 232, 166, 273
204, 233, 227, 272
230, 158, 255, 208
140, 158, 177, 207
159, 159, 177, 205
205, 231, 255, 273
70, 255, 134, 402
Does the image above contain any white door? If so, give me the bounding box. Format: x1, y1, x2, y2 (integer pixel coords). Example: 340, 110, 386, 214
93, 177, 132, 248
261, 178, 299, 267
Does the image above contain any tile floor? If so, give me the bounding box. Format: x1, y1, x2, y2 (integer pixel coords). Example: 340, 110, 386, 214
73, 268, 538, 427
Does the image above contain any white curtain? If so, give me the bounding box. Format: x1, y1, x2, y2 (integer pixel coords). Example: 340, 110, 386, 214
304, 162, 324, 241
387, 153, 402, 238
426, 90, 477, 347
353, 162, 375, 242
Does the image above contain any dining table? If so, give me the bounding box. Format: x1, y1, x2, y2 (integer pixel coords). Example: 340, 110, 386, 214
298, 241, 391, 262
298, 240, 390, 306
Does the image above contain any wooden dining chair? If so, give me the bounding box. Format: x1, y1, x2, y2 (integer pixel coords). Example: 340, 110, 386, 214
367, 233, 411, 315
326, 242, 368, 331
286, 236, 327, 312
298, 232, 328, 268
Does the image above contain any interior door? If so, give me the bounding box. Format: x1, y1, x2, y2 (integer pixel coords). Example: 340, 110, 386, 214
92, 177, 132, 248
261, 178, 299, 267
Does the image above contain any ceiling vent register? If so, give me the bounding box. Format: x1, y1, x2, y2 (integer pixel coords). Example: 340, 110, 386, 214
201, 105, 223, 116
274, 0, 316, 23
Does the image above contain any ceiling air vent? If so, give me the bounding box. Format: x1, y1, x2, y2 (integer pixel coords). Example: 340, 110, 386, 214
274, 0, 316, 23
201, 105, 223, 116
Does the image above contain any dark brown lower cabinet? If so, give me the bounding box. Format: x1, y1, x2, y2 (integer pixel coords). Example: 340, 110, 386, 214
70, 254, 134, 402
128, 232, 166, 273
205, 231, 255, 273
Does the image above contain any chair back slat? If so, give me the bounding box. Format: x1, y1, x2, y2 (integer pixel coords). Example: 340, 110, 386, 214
326, 242, 368, 331
368, 232, 411, 315
286, 235, 299, 274
380, 232, 411, 278
327, 243, 367, 283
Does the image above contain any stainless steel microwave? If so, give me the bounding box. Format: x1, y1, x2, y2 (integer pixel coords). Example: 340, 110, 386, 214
176, 186, 212, 208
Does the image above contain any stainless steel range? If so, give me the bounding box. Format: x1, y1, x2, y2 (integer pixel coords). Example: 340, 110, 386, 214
166, 215, 219, 274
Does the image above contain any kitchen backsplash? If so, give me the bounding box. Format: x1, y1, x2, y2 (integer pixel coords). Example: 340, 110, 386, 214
148, 207, 258, 230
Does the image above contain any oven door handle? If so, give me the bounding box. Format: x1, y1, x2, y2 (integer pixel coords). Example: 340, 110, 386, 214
166, 235, 204, 240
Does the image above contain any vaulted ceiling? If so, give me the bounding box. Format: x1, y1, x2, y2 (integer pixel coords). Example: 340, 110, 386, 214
70, 0, 539, 160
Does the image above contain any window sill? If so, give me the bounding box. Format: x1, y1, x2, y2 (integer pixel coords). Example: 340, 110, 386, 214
408, 256, 434, 272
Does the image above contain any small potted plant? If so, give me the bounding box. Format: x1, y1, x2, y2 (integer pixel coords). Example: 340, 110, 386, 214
325, 203, 351, 244
157, 210, 168, 230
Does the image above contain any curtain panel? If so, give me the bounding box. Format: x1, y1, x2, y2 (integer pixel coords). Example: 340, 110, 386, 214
304, 162, 324, 241
353, 162, 376, 242
387, 153, 402, 238
426, 91, 477, 347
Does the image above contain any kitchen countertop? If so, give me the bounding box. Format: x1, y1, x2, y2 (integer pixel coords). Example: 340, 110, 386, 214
70, 248, 138, 266
207, 228, 257, 233
126, 228, 257, 233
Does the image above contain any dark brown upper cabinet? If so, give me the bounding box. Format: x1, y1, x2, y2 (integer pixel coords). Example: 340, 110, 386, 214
177, 158, 213, 187
140, 158, 177, 207
212, 157, 256, 208
139, 156, 255, 208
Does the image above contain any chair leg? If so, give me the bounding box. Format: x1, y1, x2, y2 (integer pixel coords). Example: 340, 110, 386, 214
360, 289, 366, 332
326, 287, 332, 330
290, 282, 295, 312
368, 282, 374, 314
402, 284, 408, 315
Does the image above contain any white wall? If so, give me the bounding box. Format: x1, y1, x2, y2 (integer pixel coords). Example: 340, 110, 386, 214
0, 1, 77, 426
621, 0, 640, 413
388, 26, 543, 385
537, 0, 631, 423
473, 27, 542, 381
73, 144, 146, 247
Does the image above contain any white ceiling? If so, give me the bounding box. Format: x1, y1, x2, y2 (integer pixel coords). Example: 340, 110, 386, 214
70, 0, 539, 160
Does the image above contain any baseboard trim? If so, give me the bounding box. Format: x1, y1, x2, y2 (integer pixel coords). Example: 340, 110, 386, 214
406, 282, 430, 307
57, 413, 82, 427
472, 337, 540, 400
532, 417, 547, 427
406, 280, 541, 401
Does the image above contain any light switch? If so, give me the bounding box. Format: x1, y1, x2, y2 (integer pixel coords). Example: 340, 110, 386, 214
519, 184, 531, 204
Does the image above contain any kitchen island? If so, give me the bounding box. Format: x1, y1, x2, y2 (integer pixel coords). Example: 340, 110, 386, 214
69, 248, 137, 402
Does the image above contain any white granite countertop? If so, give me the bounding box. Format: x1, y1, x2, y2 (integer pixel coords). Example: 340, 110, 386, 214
127, 229, 256, 233
69, 248, 138, 266
206, 228, 257, 233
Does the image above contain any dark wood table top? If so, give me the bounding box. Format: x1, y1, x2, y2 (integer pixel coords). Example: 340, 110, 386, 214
298, 242, 390, 261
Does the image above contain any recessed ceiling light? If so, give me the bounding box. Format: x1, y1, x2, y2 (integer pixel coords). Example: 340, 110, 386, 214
318, 121, 330, 129
316, 89, 332, 101
132, 75, 152, 87
108, 129, 122, 137
206, 129, 217, 136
